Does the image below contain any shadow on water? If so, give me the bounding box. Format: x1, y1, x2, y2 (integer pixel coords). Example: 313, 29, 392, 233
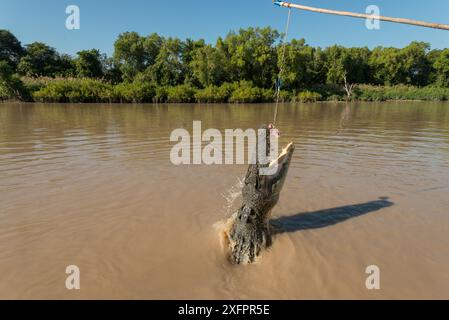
270, 197, 394, 235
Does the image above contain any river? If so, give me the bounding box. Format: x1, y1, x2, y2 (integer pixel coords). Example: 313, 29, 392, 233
0, 102, 448, 299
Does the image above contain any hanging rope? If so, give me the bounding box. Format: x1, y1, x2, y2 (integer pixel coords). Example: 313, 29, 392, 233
273, 8, 292, 125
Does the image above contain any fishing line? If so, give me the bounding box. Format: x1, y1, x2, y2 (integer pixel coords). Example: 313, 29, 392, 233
273, 7, 292, 125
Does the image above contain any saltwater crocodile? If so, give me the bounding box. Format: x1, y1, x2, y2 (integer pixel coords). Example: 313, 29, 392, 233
228, 124, 295, 264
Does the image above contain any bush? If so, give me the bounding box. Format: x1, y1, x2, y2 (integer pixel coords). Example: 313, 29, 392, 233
195, 84, 234, 103
309, 84, 345, 101
195, 86, 219, 103
229, 81, 263, 103
278, 90, 293, 103
0, 82, 10, 100
326, 94, 342, 102
153, 86, 168, 103
260, 88, 275, 102
21, 77, 54, 94
166, 85, 197, 103
114, 82, 155, 103
354, 84, 449, 101
293, 90, 323, 103
15, 77, 449, 104
0, 79, 18, 101
0, 78, 30, 101
354, 85, 386, 101
33, 78, 113, 103
0, 61, 31, 101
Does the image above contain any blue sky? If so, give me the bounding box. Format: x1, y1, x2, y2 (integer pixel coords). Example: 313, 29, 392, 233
1, 0, 448, 56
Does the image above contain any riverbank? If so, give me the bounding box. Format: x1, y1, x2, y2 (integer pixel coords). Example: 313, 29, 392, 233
1, 77, 449, 103
2, 28, 449, 105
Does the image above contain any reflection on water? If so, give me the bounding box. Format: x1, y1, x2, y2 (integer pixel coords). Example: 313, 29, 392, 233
0, 102, 449, 299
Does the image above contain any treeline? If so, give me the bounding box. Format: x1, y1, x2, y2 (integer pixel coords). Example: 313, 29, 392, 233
1, 27, 449, 103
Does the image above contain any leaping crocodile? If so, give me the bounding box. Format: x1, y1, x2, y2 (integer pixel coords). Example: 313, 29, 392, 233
228, 124, 295, 264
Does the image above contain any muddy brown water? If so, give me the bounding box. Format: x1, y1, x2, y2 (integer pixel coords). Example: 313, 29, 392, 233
0, 102, 448, 299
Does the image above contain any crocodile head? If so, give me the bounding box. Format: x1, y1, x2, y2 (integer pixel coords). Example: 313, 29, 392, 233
242, 124, 295, 217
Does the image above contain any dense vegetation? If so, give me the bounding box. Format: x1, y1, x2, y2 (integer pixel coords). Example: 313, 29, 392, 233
1, 28, 449, 103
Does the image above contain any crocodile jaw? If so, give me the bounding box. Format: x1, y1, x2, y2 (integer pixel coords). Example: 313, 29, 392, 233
269, 142, 295, 168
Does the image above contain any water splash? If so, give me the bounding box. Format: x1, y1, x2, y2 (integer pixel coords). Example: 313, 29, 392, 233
222, 176, 245, 217
214, 176, 245, 252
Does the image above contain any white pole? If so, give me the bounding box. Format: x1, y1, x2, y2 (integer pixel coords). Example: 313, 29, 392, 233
274, 1, 449, 31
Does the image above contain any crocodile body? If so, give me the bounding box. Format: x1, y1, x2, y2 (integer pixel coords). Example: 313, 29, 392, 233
229, 125, 295, 264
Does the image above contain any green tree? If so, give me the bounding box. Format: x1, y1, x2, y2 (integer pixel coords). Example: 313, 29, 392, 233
323, 46, 371, 98
75, 49, 104, 78
369, 46, 405, 85
181, 38, 206, 85
113, 32, 146, 81
17, 42, 60, 77
113, 32, 163, 81
401, 41, 431, 86
190, 44, 229, 87
147, 38, 184, 86
433, 49, 449, 87
222, 27, 280, 88
279, 39, 315, 90
102, 56, 123, 84
308, 47, 328, 86
143, 33, 163, 65
0, 60, 29, 100
0, 60, 14, 79
345, 47, 371, 84
56, 54, 76, 77
369, 42, 431, 86
325, 46, 347, 85
0, 29, 24, 67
